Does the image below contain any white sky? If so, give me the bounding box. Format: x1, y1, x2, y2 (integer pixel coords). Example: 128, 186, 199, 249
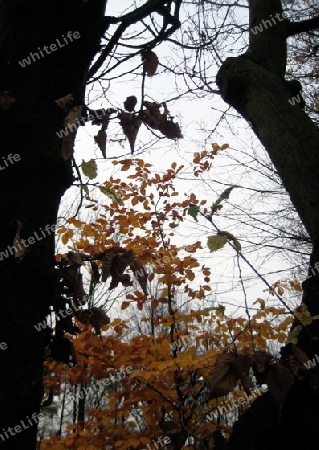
57, 0, 306, 321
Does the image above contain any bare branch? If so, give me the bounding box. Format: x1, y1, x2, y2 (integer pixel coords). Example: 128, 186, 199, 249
287, 16, 319, 37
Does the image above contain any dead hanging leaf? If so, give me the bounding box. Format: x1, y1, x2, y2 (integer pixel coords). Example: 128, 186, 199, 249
0, 92, 16, 110
140, 101, 182, 140
90, 261, 100, 283
109, 251, 134, 289
89, 108, 114, 129
208, 354, 241, 399
73, 272, 87, 306
61, 134, 74, 161
251, 351, 274, 372
13, 220, 25, 261
49, 336, 77, 365
64, 105, 82, 128
60, 105, 83, 160
89, 306, 110, 334
230, 354, 253, 394
266, 362, 294, 409
54, 93, 74, 110
59, 264, 87, 306
131, 260, 148, 295
285, 344, 309, 379
101, 252, 114, 282
67, 251, 83, 266
74, 309, 91, 325
111, 250, 133, 279
208, 353, 253, 399
124, 96, 138, 112
41, 387, 54, 407
94, 129, 107, 158
142, 49, 159, 77
119, 111, 142, 155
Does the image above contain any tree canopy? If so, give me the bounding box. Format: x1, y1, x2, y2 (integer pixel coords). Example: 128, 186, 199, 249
0, 1, 318, 449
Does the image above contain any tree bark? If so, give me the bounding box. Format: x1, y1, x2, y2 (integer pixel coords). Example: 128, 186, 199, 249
0, 1, 106, 448
216, 0, 319, 448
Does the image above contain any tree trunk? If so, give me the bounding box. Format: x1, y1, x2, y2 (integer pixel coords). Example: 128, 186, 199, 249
0, 1, 106, 448
216, 0, 319, 448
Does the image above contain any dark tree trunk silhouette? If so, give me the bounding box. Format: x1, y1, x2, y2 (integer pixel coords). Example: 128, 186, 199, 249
216, 0, 319, 448
0, 1, 106, 448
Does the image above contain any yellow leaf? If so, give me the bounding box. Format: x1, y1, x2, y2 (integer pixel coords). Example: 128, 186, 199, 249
61, 233, 69, 245
207, 234, 227, 252
81, 159, 98, 180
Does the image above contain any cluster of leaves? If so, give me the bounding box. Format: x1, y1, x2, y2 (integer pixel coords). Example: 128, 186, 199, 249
40, 148, 302, 449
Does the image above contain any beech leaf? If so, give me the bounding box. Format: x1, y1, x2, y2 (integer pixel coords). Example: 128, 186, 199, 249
142, 50, 159, 77
207, 234, 228, 252
211, 186, 238, 215
99, 186, 124, 205
124, 96, 138, 112
119, 111, 142, 155
94, 130, 107, 158
81, 159, 98, 180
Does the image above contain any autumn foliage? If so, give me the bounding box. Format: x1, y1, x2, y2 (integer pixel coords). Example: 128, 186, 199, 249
39, 146, 303, 449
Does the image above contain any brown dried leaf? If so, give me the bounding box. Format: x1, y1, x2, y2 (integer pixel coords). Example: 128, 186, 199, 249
266, 362, 294, 409
67, 251, 83, 266
132, 260, 148, 295
101, 253, 114, 282
89, 306, 110, 334
49, 336, 77, 365
0, 92, 16, 110
142, 50, 159, 77
231, 354, 253, 394
286, 344, 310, 378
90, 261, 100, 283
141, 101, 182, 140
160, 118, 183, 139
119, 111, 142, 155
208, 353, 243, 398
124, 96, 138, 112
61, 134, 74, 161
251, 351, 274, 372
74, 309, 91, 325
64, 105, 82, 128
90, 108, 112, 130
54, 94, 74, 110
94, 129, 107, 158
